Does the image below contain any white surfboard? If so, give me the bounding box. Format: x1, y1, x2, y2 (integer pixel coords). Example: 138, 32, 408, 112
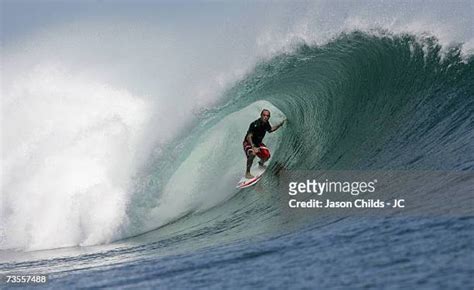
236, 166, 266, 189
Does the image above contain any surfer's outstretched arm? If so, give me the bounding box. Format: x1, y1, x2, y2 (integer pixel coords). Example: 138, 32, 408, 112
270, 119, 286, 132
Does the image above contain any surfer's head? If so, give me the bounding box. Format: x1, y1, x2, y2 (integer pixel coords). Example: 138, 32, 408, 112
261, 109, 271, 122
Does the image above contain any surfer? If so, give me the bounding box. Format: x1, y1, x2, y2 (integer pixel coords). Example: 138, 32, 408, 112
243, 109, 285, 178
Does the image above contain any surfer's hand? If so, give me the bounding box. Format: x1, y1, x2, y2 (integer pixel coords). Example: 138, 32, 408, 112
253, 147, 260, 154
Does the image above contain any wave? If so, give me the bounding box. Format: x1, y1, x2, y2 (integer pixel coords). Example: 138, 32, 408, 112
124, 31, 473, 242
242, 31, 473, 171
2, 30, 472, 252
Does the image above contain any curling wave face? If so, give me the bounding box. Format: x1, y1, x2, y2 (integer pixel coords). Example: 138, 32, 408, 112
124, 32, 473, 250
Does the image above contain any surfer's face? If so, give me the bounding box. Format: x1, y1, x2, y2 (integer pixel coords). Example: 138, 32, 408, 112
261, 111, 270, 122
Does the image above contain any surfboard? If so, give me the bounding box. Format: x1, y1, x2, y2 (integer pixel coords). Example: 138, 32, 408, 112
236, 166, 266, 189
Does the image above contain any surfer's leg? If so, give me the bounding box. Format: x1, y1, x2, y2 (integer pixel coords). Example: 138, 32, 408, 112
257, 143, 270, 167
244, 141, 256, 178
246, 154, 255, 178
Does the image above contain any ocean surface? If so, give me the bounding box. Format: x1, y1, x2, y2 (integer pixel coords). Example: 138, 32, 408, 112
1, 16, 473, 290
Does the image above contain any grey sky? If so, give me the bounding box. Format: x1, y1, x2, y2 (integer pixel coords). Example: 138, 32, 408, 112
1, 1, 260, 44
2, 1, 472, 46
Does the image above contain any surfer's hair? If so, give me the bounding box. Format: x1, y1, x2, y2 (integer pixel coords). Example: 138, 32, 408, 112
261, 109, 270, 116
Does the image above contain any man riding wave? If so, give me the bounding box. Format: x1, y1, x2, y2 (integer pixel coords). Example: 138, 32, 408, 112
243, 109, 285, 178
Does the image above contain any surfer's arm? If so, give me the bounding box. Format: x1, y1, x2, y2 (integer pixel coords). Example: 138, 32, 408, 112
246, 133, 255, 147
246, 133, 260, 153
270, 119, 286, 132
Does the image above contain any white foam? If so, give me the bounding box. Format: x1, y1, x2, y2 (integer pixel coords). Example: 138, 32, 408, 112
1, 19, 257, 251
254, 1, 473, 59
1, 62, 149, 250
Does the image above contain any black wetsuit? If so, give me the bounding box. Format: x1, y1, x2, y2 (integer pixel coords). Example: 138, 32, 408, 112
243, 119, 271, 145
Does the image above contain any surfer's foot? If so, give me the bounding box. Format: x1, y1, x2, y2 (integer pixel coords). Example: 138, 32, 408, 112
245, 173, 254, 179
258, 161, 267, 169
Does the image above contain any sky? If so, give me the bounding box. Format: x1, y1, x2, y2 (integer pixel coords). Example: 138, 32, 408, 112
2, 0, 472, 45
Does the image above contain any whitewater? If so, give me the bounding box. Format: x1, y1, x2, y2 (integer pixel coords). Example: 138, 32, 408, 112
1, 1, 473, 288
